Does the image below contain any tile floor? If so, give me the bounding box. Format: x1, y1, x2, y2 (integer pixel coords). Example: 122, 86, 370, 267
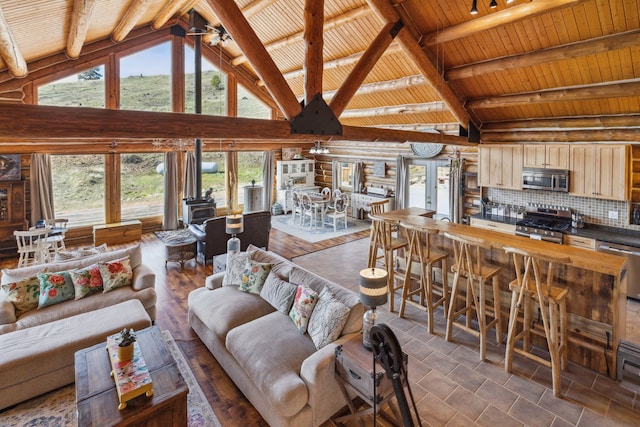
293, 239, 640, 426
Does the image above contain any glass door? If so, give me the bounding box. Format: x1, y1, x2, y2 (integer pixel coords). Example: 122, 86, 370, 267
407, 159, 450, 219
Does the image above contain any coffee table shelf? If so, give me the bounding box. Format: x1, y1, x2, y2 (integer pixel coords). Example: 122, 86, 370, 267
106, 334, 153, 410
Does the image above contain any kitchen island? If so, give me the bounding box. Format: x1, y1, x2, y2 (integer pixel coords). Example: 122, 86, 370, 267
377, 209, 628, 377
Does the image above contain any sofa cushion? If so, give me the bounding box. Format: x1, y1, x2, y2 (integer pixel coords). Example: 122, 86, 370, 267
69, 264, 103, 300
260, 272, 297, 314
1, 276, 40, 316
307, 287, 350, 350
248, 245, 292, 280
222, 252, 249, 286
37, 271, 75, 309
226, 311, 316, 417
187, 286, 274, 341
239, 261, 272, 294
289, 284, 319, 334
99, 257, 133, 292
289, 266, 363, 336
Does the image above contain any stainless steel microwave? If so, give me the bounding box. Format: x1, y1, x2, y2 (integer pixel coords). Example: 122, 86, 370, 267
522, 168, 569, 192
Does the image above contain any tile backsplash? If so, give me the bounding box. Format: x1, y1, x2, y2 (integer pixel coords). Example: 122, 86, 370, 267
486, 188, 640, 230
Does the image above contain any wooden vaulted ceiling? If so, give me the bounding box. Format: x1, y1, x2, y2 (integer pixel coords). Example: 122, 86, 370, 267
0, 0, 638, 147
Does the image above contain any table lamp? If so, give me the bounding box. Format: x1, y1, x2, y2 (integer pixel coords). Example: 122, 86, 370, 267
225, 213, 244, 253
359, 267, 388, 351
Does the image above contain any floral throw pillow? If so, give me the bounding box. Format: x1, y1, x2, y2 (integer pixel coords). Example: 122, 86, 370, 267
239, 261, 273, 295
99, 257, 133, 293
69, 264, 104, 300
308, 287, 350, 349
37, 271, 75, 309
289, 284, 319, 334
1, 276, 41, 316
222, 252, 249, 286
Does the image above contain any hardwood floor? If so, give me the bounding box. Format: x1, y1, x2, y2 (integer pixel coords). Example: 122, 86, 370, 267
0, 227, 369, 427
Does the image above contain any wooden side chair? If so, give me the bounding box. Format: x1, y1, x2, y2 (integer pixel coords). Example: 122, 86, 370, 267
14, 227, 52, 267
503, 246, 571, 397
398, 222, 449, 334
444, 231, 503, 361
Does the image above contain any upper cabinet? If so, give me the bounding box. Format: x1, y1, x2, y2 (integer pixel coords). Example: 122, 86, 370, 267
523, 145, 569, 169
478, 145, 523, 190
570, 145, 628, 200
276, 160, 315, 189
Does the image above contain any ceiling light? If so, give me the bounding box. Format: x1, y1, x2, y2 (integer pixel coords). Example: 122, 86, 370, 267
470, 0, 479, 14
309, 141, 329, 155
207, 24, 231, 46
490, 0, 498, 8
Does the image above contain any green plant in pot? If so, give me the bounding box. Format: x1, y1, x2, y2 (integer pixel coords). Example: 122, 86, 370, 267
117, 328, 137, 362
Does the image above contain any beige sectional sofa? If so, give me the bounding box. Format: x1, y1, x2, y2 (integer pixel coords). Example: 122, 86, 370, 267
0, 244, 156, 409
188, 245, 364, 427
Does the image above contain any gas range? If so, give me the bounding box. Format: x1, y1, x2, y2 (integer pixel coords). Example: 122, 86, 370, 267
515, 204, 572, 244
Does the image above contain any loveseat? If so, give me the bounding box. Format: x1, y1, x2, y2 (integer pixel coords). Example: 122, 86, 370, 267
0, 244, 156, 409
188, 245, 364, 427
188, 210, 272, 264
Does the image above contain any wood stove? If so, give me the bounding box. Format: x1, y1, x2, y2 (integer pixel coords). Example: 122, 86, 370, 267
183, 199, 216, 225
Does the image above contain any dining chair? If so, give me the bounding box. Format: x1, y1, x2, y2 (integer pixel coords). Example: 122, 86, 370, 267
324, 193, 349, 231
301, 193, 317, 229
44, 218, 69, 254
321, 187, 331, 200
291, 191, 303, 225
14, 227, 52, 267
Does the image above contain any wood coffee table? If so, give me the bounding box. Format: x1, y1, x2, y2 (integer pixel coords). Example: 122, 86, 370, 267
75, 326, 188, 427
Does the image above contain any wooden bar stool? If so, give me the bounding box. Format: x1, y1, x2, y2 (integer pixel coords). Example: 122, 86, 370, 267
366, 200, 390, 269
503, 246, 571, 397
398, 221, 448, 334
444, 232, 503, 361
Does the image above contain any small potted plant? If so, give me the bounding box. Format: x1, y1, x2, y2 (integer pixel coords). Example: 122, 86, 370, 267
117, 328, 136, 362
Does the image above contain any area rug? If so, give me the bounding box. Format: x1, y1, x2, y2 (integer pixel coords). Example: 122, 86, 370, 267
0, 330, 220, 427
271, 214, 371, 243
154, 228, 196, 244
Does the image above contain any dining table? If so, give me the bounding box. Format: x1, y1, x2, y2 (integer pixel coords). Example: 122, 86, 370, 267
306, 192, 331, 229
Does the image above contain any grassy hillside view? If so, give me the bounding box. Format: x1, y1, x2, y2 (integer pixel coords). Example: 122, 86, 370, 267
39, 72, 270, 222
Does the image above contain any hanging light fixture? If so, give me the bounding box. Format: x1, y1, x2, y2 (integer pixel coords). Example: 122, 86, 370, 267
309, 141, 329, 155
207, 24, 232, 46
470, 0, 479, 14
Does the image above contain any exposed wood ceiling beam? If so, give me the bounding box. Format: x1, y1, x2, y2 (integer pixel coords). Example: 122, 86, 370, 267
232, 5, 371, 66
152, 0, 194, 30
366, 0, 471, 128
467, 79, 640, 109
303, 0, 324, 104
271, 44, 402, 85
423, 0, 591, 46
446, 29, 640, 81
330, 20, 401, 117
112, 0, 154, 42
0, 103, 472, 146
324, 74, 426, 98
206, 0, 301, 120
375, 123, 461, 133
483, 129, 640, 143
66, 0, 97, 59
341, 101, 447, 118
483, 114, 640, 130
0, 4, 27, 78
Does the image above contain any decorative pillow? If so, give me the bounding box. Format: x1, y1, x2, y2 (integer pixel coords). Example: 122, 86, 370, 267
99, 257, 133, 292
37, 271, 75, 309
289, 284, 319, 334
1, 276, 41, 316
69, 264, 104, 300
222, 252, 249, 286
77, 243, 108, 257
259, 271, 297, 314
239, 261, 273, 294
308, 287, 350, 349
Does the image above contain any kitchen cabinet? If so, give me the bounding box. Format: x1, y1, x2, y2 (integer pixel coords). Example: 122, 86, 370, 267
0, 180, 27, 256
478, 145, 523, 190
564, 234, 596, 250
469, 217, 515, 235
276, 160, 315, 190
523, 144, 569, 169
570, 145, 628, 200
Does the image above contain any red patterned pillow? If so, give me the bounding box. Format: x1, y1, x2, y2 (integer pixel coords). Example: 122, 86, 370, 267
288, 284, 319, 334
99, 257, 133, 292
69, 264, 103, 300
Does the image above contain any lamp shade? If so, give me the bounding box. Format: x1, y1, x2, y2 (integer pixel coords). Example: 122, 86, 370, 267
359, 267, 388, 307
225, 214, 244, 235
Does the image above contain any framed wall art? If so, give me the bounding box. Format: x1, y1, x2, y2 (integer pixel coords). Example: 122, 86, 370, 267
282, 147, 301, 161
0, 155, 20, 181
